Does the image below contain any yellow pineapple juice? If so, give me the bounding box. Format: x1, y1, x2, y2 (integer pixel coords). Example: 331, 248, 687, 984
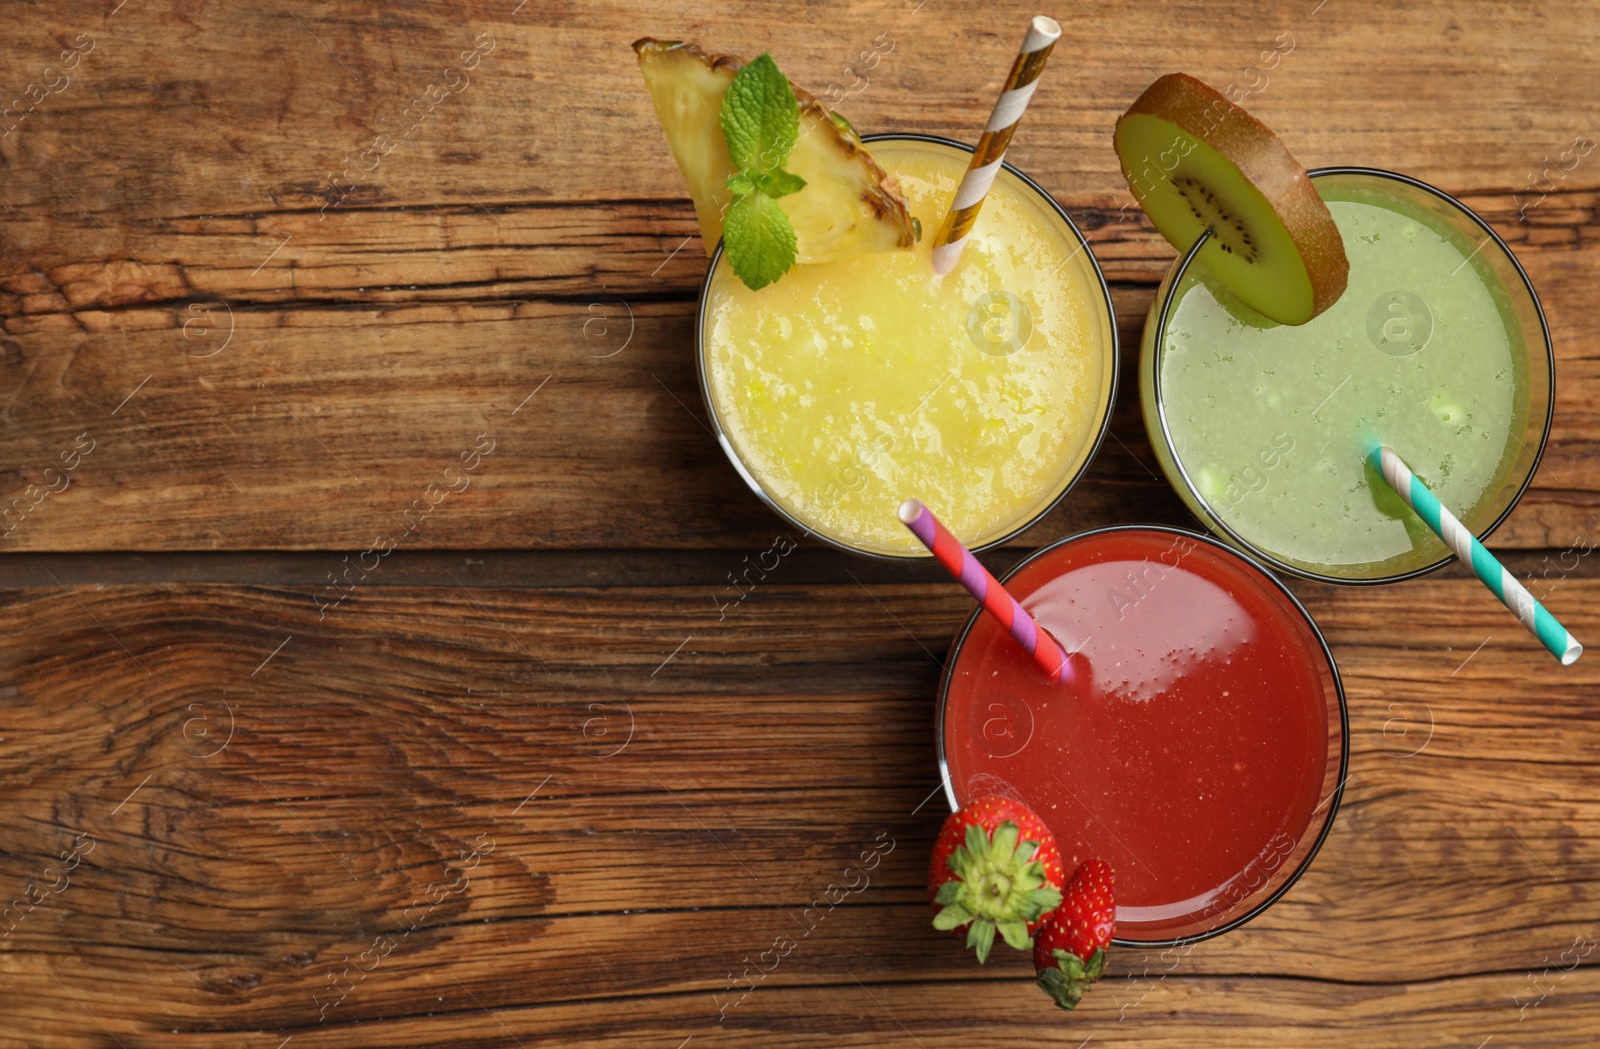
700, 136, 1117, 557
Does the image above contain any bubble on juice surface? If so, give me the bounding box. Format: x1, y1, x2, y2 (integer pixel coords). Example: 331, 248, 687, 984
705, 142, 1113, 556
762, 314, 793, 341
963, 771, 1027, 805
1092, 566, 1256, 705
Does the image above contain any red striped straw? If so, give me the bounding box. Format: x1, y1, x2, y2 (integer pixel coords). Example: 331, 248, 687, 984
898, 499, 1072, 684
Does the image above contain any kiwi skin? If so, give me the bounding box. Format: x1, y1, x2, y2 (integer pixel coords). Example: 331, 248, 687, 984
1117, 73, 1349, 324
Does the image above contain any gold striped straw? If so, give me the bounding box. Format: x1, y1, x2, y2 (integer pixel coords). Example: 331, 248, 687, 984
930, 15, 1062, 276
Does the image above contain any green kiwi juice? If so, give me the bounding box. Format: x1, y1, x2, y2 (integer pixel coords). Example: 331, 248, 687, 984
1144, 170, 1532, 580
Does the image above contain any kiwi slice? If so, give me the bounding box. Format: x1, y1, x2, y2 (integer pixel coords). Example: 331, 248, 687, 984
1114, 73, 1348, 325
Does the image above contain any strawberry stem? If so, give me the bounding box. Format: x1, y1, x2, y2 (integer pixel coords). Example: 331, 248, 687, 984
931, 819, 1063, 963
1036, 946, 1107, 1011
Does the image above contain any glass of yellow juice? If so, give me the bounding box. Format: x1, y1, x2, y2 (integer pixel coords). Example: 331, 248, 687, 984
697, 134, 1119, 559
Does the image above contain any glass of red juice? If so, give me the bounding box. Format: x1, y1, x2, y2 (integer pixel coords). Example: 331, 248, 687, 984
937, 526, 1348, 945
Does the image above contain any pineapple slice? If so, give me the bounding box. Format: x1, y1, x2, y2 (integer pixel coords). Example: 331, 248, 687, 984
633, 38, 916, 263
633, 39, 739, 252
784, 98, 919, 263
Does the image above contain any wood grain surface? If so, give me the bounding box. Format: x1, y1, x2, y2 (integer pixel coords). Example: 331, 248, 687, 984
1, 0, 1598, 1046
0, 0, 1596, 550
2, 577, 1599, 1047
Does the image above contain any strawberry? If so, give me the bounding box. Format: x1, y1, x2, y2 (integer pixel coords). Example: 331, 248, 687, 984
1033, 858, 1116, 1011
928, 796, 1065, 963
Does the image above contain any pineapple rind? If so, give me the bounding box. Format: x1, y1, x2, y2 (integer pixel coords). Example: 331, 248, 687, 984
633, 38, 915, 264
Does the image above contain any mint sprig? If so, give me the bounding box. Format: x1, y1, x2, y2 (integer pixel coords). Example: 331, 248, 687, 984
723, 191, 796, 293
719, 53, 806, 290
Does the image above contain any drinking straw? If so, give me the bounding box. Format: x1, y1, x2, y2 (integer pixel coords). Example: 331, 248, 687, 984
897, 498, 1073, 682
1368, 443, 1582, 665
929, 14, 1062, 275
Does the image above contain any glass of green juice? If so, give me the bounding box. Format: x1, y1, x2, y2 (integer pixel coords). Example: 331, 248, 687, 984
697, 134, 1119, 560
1140, 168, 1555, 583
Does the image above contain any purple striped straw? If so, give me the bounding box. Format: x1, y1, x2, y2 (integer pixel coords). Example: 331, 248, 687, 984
898, 499, 1072, 683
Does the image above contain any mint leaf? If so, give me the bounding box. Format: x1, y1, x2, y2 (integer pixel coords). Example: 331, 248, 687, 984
718, 53, 806, 290
719, 53, 800, 175
728, 168, 804, 200
750, 169, 806, 198
723, 191, 796, 291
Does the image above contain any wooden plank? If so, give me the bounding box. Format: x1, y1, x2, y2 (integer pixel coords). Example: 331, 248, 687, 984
1, 577, 1597, 1045
0, 1, 1595, 550
0, 1, 1594, 211
0, 242, 1594, 551
2, 5, 1598, 1046
9, 968, 1597, 1049
2, 543, 1594, 591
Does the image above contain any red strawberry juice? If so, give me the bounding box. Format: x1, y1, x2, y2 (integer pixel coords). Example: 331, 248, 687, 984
939, 527, 1345, 943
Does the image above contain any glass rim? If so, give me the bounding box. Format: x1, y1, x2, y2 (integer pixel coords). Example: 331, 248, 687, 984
693, 132, 1121, 562
933, 523, 1351, 948
1146, 165, 1557, 586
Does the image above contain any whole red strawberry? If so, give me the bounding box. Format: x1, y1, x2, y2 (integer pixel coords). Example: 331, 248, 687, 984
928, 796, 1066, 963
1033, 858, 1116, 1010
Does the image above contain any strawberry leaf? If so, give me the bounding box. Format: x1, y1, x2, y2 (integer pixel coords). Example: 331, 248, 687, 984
966, 919, 997, 963
990, 821, 1020, 860
1017, 865, 1048, 891
997, 920, 1031, 951
1037, 945, 1110, 1011
1025, 886, 1064, 916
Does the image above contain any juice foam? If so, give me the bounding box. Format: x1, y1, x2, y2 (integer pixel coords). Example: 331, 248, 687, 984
942, 529, 1340, 941
1155, 175, 1529, 576
703, 138, 1114, 556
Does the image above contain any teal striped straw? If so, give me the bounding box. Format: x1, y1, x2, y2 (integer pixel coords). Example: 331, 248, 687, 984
1369, 443, 1582, 665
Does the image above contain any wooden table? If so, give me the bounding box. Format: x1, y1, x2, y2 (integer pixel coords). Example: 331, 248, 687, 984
2, 2, 1597, 1045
